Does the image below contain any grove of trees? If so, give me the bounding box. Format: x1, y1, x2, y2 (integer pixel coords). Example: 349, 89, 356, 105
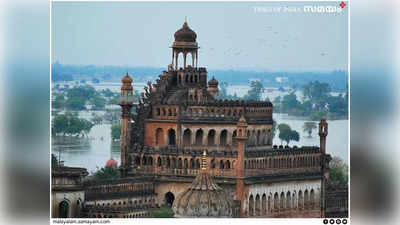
52, 112, 94, 137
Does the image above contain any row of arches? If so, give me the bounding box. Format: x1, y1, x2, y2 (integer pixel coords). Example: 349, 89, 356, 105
154, 127, 273, 148
155, 107, 177, 117
244, 155, 321, 169
185, 107, 243, 117
248, 189, 318, 216
131, 155, 235, 170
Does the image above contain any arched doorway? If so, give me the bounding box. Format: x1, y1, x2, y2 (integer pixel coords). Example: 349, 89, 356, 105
168, 129, 176, 146
165, 192, 175, 207
59, 200, 69, 218
183, 129, 191, 146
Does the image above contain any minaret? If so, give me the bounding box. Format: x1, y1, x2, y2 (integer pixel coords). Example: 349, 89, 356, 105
119, 72, 133, 177
318, 117, 328, 217
234, 115, 248, 217
318, 117, 328, 154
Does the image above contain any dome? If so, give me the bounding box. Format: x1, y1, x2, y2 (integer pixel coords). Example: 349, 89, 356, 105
106, 158, 118, 168
121, 72, 133, 84
174, 22, 197, 42
208, 76, 219, 86
172, 151, 232, 217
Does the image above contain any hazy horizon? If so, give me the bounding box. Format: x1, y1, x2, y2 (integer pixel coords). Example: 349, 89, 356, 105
52, 1, 348, 71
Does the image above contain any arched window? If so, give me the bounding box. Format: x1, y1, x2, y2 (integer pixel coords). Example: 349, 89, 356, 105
59, 200, 69, 218
184, 158, 188, 169
274, 193, 279, 210
157, 157, 162, 167
255, 194, 261, 216
183, 129, 191, 147
304, 190, 309, 209
219, 160, 224, 169
190, 158, 194, 169
208, 129, 216, 145
195, 129, 203, 145
286, 192, 291, 209
220, 130, 228, 146
168, 129, 176, 146
155, 128, 164, 146
211, 159, 216, 169
262, 194, 267, 215
178, 158, 182, 169
196, 159, 200, 169
249, 195, 254, 216
166, 158, 171, 168
226, 160, 231, 169
280, 192, 285, 210
298, 191, 303, 209
156, 108, 160, 116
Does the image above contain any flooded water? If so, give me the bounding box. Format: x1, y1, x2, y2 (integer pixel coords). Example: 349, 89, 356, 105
273, 113, 348, 164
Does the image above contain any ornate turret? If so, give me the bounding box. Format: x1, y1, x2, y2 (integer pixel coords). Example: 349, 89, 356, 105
171, 21, 199, 69
172, 151, 233, 217
207, 76, 219, 98
119, 72, 133, 177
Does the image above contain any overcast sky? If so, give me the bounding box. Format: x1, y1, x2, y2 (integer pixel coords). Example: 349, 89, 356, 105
52, 1, 348, 72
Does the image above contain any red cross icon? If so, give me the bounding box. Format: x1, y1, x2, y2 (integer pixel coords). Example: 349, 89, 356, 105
339, 1, 347, 8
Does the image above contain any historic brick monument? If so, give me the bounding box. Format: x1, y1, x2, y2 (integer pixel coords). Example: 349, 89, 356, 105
117, 22, 333, 218
52, 22, 345, 219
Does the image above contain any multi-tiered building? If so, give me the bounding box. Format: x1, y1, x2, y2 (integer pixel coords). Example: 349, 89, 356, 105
115, 22, 333, 218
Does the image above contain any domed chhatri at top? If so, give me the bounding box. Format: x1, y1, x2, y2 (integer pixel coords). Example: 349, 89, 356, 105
174, 21, 197, 43
121, 72, 133, 84
172, 151, 233, 218
208, 76, 219, 86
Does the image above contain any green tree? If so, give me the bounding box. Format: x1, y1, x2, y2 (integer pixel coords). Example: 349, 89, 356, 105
53, 94, 66, 109
281, 92, 300, 112
91, 166, 120, 180
65, 97, 86, 110
303, 121, 317, 138
52, 112, 94, 137
244, 80, 264, 100
302, 81, 331, 103
328, 156, 348, 185
111, 123, 122, 141
277, 123, 300, 145
90, 96, 106, 110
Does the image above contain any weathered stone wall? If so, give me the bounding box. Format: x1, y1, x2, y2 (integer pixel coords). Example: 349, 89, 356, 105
243, 179, 322, 218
